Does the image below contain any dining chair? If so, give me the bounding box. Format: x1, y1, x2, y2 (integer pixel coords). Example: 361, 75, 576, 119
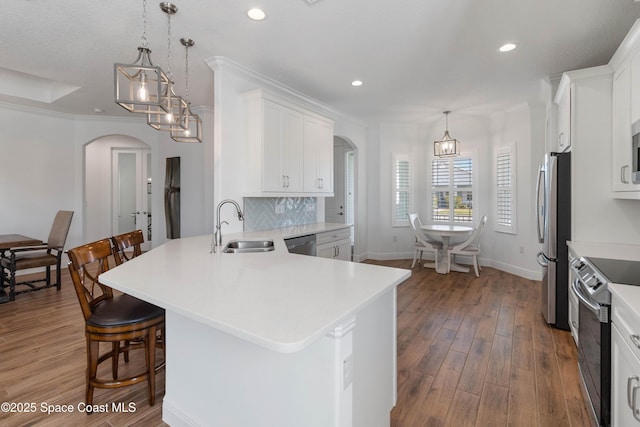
408, 213, 443, 269
0, 210, 73, 300
67, 238, 165, 407
447, 215, 488, 277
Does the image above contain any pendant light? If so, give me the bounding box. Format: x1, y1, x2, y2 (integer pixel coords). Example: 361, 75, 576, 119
114, 0, 171, 114
171, 38, 202, 143
147, 2, 189, 131
434, 111, 460, 157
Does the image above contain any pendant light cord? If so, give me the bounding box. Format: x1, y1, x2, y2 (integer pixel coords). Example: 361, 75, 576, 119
140, 0, 148, 48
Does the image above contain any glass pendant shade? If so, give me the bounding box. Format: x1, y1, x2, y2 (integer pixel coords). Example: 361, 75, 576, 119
434, 112, 460, 157
147, 85, 188, 131
115, 47, 171, 114
170, 105, 202, 143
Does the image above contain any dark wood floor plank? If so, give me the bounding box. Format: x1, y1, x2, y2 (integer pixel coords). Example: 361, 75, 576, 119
476, 382, 509, 426
457, 338, 492, 396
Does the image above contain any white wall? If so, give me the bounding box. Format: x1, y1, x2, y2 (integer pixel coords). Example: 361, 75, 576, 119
0, 105, 79, 249
489, 103, 546, 278
0, 103, 213, 259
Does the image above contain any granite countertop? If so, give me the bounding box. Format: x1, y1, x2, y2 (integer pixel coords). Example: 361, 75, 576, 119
99, 224, 410, 354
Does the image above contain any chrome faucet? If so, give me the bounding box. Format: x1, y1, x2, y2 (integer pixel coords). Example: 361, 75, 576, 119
212, 199, 244, 253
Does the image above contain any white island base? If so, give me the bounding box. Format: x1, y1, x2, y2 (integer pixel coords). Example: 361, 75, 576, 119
162, 287, 396, 427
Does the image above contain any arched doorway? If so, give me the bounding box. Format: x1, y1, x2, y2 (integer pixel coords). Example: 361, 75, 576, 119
84, 135, 151, 248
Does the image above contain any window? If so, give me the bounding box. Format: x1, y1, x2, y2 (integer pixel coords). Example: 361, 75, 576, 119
431, 156, 474, 223
392, 153, 412, 226
495, 145, 516, 234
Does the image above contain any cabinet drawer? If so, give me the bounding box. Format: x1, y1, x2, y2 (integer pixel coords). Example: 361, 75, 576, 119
613, 293, 640, 362
316, 228, 351, 245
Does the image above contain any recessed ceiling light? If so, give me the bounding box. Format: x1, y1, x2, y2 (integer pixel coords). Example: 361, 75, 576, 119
499, 43, 517, 53
247, 8, 266, 20
351, 80, 363, 87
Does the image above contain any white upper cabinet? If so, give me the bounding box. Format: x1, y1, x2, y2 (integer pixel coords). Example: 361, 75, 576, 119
610, 20, 640, 198
243, 89, 334, 196
555, 78, 572, 153
303, 115, 334, 194
612, 63, 636, 192
262, 100, 304, 192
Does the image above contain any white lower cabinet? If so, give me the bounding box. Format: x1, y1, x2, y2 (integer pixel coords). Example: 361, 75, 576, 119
612, 293, 640, 426
317, 228, 351, 261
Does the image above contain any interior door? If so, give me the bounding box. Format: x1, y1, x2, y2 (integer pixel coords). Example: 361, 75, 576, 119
112, 148, 152, 250
325, 143, 346, 223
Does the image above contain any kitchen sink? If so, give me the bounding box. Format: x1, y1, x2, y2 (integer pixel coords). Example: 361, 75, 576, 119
222, 240, 275, 253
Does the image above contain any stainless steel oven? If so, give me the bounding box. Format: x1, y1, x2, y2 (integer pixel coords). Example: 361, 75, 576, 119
571, 256, 611, 427
570, 256, 640, 427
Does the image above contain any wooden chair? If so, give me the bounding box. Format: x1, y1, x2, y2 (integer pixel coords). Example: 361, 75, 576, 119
447, 215, 488, 277
111, 229, 164, 361
67, 238, 165, 407
408, 213, 443, 269
111, 229, 144, 265
0, 210, 73, 300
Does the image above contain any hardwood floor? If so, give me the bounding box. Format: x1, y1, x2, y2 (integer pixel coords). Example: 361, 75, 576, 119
369, 260, 591, 427
0, 262, 589, 426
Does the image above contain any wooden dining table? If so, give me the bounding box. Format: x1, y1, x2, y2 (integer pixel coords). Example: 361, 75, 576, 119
420, 224, 474, 274
0, 234, 43, 302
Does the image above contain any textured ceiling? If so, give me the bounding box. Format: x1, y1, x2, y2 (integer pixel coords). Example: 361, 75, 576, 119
1, 0, 640, 125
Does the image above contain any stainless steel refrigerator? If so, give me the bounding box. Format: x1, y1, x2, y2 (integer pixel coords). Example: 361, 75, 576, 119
536, 151, 571, 331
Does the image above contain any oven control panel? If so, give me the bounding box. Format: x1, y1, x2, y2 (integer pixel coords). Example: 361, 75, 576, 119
570, 257, 611, 305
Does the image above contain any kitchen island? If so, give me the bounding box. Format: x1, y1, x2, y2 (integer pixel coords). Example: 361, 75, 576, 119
99, 230, 410, 427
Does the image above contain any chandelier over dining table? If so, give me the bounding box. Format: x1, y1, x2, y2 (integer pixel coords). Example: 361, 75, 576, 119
113, 0, 202, 143
434, 111, 460, 157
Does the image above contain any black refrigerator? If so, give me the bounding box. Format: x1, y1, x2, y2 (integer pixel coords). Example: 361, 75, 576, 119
536, 151, 571, 331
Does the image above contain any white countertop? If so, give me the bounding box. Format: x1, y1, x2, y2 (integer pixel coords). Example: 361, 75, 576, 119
99, 224, 410, 354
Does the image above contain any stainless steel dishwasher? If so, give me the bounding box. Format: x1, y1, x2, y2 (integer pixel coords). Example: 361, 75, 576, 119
284, 234, 316, 256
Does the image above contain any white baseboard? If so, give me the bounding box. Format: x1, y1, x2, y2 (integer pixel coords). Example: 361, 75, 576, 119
361, 252, 542, 281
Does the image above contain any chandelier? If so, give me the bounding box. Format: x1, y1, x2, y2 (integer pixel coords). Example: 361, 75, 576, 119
434, 111, 460, 157
114, 0, 171, 115
170, 38, 202, 143
147, 2, 189, 131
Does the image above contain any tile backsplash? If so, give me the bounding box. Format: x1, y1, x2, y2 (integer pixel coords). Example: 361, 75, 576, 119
243, 197, 317, 231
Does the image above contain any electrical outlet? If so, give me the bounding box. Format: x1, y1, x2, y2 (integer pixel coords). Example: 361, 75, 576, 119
343, 354, 353, 389
275, 205, 285, 215
393, 235, 397, 242
519, 246, 524, 254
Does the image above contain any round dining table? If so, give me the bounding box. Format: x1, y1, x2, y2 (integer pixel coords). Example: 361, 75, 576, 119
420, 224, 474, 274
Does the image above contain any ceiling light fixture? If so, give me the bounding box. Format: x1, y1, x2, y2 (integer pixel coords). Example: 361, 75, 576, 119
499, 43, 517, 52
351, 80, 363, 87
171, 38, 202, 143
247, 8, 266, 20
148, 2, 189, 131
114, 0, 171, 114
434, 111, 460, 157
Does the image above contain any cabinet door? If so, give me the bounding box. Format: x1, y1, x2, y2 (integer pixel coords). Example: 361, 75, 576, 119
262, 100, 303, 192
631, 51, 640, 126
335, 238, 351, 261
263, 101, 285, 191
316, 242, 336, 259
557, 87, 572, 152
612, 64, 636, 192
282, 108, 304, 192
303, 116, 334, 193
612, 323, 640, 426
